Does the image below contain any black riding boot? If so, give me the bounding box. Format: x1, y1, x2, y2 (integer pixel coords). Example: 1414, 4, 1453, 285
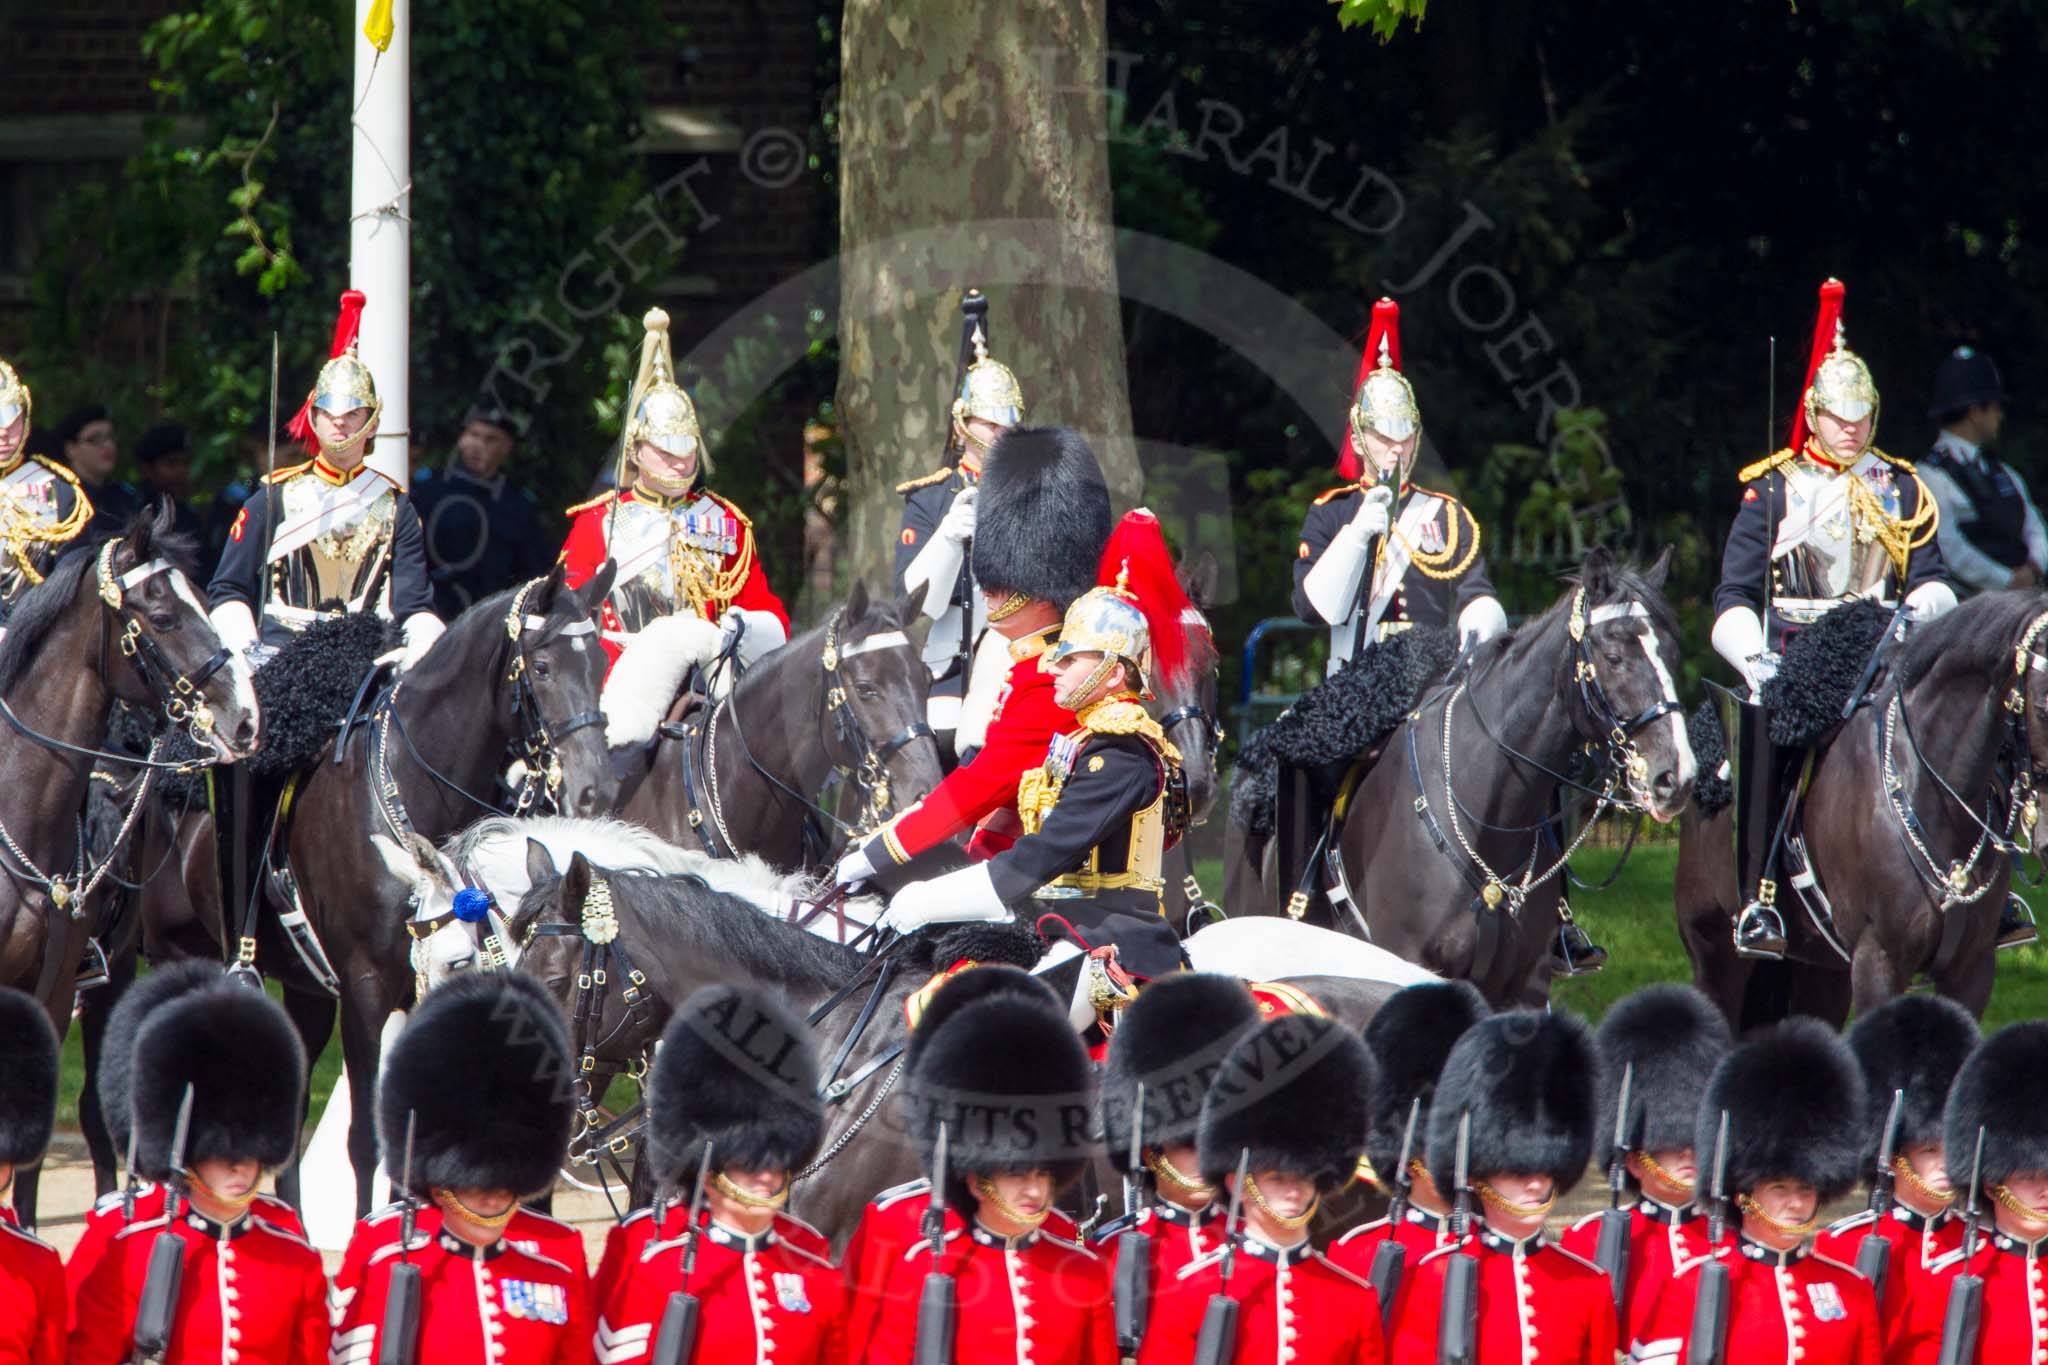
1732, 702, 1789, 960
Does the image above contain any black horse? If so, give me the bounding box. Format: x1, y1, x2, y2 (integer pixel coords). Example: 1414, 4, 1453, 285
619, 582, 945, 869
0, 506, 259, 1226
1293, 548, 1694, 1005
1677, 589, 2048, 1030
116, 561, 617, 1215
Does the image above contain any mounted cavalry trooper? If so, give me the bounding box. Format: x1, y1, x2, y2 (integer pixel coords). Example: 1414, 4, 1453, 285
0, 352, 92, 620
203, 289, 446, 983
843, 973, 1114, 1365
331, 973, 594, 1365
0, 987, 64, 1365
559, 307, 788, 750
894, 288, 1026, 764
1710, 278, 2000, 959
877, 508, 1196, 1002
1386, 1010, 1617, 1365
1139, 1011, 1386, 1365
1559, 984, 1732, 1345
1091, 971, 1263, 1356
68, 974, 328, 1365
1628, 1019, 1880, 1365
593, 985, 845, 1365
1887, 1020, 2048, 1364
832, 425, 1112, 887
1813, 993, 1978, 1351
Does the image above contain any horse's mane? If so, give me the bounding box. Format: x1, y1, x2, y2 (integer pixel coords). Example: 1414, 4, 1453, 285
0, 507, 200, 695
512, 865, 866, 993
446, 814, 835, 910
1501, 553, 1680, 666
1898, 589, 2048, 689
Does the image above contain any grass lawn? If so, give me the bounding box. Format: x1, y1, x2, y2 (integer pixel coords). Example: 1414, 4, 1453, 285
50, 842, 2048, 1130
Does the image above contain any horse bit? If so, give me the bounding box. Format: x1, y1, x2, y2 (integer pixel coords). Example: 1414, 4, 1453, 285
819, 611, 934, 837
500, 577, 605, 814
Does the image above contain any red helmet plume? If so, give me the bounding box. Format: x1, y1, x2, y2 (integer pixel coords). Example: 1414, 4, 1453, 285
1787, 278, 1846, 457
1339, 298, 1403, 481
287, 289, 370, 453
1098, 509, 1194, 694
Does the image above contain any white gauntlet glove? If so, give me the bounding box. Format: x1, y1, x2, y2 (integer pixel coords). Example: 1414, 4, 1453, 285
833, 846, 879, 889
1350, 483, 1394, 539
935, 485, 978, 544
881, 863, 1009, 934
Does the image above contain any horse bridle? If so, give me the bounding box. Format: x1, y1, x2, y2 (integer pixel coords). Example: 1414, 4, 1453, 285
96, 541, 233, 749
1566, 588, 1684, 801
818, 610, 936, 835
500, 577, 605, 814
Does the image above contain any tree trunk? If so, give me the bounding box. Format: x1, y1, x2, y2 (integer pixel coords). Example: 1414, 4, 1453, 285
836, 0, 1137, 595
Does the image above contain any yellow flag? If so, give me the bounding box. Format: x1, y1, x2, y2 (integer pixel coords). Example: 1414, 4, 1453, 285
363, 0, 395, 52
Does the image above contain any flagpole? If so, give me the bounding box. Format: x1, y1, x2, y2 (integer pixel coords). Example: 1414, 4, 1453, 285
351, 0, 411, 490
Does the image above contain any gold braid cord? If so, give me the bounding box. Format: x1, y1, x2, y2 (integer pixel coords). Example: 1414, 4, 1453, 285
669, 493, 757, 617
1845, 460, 1938, 581
1, 457, 91, 586
1390, 492, 1482, 582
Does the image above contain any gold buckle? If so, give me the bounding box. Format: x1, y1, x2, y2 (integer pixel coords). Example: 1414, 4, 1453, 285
238, 935, 259, 965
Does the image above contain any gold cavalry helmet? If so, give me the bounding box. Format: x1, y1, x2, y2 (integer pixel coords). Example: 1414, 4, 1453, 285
952, 324, 1024, 433
622, 307, 703, 464
1798, 278, 1879, 457
1044, 509, 1196, 699
1345, 298, 1421, 485
0, 356, 30, 435
291, 289, 383, 456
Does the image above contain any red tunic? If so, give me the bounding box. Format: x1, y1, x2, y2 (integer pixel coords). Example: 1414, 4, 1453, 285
1813, 1204, 1963, 1356
1883, 1227, 2048, 1365
1387, 1226, 1618, 1365
863, 626, 1067, 866
843, 1185, 1111, 1365
1327, 1204, 1453, 1284
67, 1205, 329, 1365
0, 1219, 65, 1365
1140, 1233, 1386, 1365
65, 1182, 303, 1329
594, 1213, 845, 1365
1556, 1197, 1709, 1348
557, 485, 788, 671
591, 1203, 832, 1333
331, 1225, 594, 1365
1631, 1237, 1882, 1365
329, 1201, 587, 1328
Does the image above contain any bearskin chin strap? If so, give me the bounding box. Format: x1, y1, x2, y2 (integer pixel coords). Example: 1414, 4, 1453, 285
1243, 1173, 1319, 1230
188, 1172, 261, 1217
986, 591, 1031, 623
1893, 1154, 1956, 1208
1631, 1150, 1699, 1199
1736, 1193, 1820, 1239
1991, 1183, 2048, 1224
1146, 1150, 1217, 1202
972, 1176, 1053, 1230
434, 1188, 518, 1231
1476, 1181, 1558, 1220
712, 1171, 791, 1210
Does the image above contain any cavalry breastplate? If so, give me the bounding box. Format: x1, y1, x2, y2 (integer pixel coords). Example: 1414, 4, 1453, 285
1017, 704, 1188, 901
0, 457, 86, 602
605, 492, 744, 634
1770, 456, 1903, 623
267, 472, 398, 622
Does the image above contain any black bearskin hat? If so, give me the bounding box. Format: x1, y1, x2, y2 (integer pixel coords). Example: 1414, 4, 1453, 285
0, 987, 57, 1167
970, 426, 1113, 611
1595, 985, 1732, 1169
904, 965, 1063, 1076
378, 973, 574, 1198
1362, 980, 1488, 1188
131, 981, 305, 1180
97, 960, 223, 1153
1428, 1011, 1596, 1196
1847, 994, 1978, 1167
904, 991, 1094, 1208
1944, 1020, 2048, 1192
1103, 974, 1260, 1175
649, 985, 823, 1190
1695, 1017, 1866, 1203
1198, 1013, 1376, 1195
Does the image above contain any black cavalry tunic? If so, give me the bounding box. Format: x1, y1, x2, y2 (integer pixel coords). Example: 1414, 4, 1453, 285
1291, 483, 1496, 644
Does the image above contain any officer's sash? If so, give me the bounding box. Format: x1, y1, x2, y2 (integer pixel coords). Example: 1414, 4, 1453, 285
1362, 491, 1444, 637
265, 471, 393, 563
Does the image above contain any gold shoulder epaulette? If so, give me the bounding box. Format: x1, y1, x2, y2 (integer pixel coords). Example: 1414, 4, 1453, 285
1312, 483, 1362, 507
1079, 699, 1183, 764
564, 489, 617, 517
1872, 446, 1917, 472
260, 460, 313, 486
1736, 447, 1796, 483
701, 489, 755, 529
895, 466, 953, 494
29, 453, 80, 488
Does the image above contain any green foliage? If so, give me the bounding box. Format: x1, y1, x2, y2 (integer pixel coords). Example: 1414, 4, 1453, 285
23, 0, 669, 517
1329, 0, 1429, 41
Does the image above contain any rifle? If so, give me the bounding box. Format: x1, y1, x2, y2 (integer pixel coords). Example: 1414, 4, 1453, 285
377, 1112, 422, 1365
1113, 1082, 1152, 1364
651, 1144, 716, 1365
1368, 1096, 1421, 1331
129, 1085, 194, 1365
1687, 1111, 1733, 1365
1936, 1127, 1987, 1365
912, 1123, 959, 1365
1191, 1150, 1250, 1365
1593, 1062, 1636, 1324
1856, 1089, 1905, 1313
1437, 1112, 1478, 1365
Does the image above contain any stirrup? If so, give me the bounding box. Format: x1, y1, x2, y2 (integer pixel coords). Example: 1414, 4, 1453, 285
75, 937, 110, 992
1997, 893, 2039, 952
1552, 919, 1607, 977
1734, 888, 1788, 961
